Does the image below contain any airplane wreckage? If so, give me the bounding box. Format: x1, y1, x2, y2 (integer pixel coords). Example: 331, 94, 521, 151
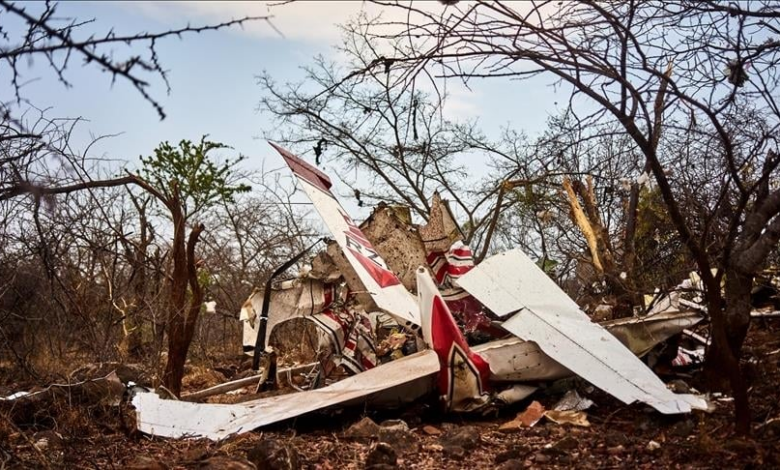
132, 143, 708, 440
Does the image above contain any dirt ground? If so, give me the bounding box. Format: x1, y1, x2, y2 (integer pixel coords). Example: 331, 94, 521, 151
2, 323, 780, 469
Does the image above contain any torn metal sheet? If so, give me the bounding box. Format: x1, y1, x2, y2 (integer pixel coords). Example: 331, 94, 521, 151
504, 305, 704, 414
553, 390, 594, 412
460, 248, 706, 414
271, 142, 420, 328
133, 350, 438, 440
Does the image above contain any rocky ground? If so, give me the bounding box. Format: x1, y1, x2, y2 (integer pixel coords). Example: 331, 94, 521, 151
2, 326, 780, 469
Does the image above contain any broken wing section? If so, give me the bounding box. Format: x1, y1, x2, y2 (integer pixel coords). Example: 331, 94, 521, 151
457, 248, 706, 414
270, 142, 420, 327
133, 349, 439, 440
502, 311, 702, 414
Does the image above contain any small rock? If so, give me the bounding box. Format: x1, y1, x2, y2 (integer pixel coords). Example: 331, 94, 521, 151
607, 445, 625, 455
667, 379, 690, 394
247, 440, 300, 470
645, 440, 661, 452
198, 456, 255, 470
126, 456, 169, 470
399, 408, 425, 427
546, 436, 578, 454
439, 422, 459, 432
365, 442, 397, 468
378, 424, 416, 450
379, 419, 409, 433
495, 445, 530, 464
422, 444, 443, 452
345, 417, 381, 439
670, 419, 695, 437
534, 453, 551, 463
422, 425, 442, 436
439, 425, 481, 451
496, 458, 525, 469
443, 445, 466, 458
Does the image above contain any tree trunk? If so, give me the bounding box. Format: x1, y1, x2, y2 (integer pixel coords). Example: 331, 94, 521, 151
161, 194, 206, 397
705, 266, 752, 382
702, 275, 751, 434
723, 267, 753, 355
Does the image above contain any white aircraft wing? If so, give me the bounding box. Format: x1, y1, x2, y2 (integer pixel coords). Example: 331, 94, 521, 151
133, 350, 438, 440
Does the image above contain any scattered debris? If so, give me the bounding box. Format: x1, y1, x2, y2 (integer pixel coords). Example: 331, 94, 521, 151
345, 416, 381, 439
544, 410, 591, 427
552, 390, 594, 412
0, 371, 124, 408
499, 401, 546, 431
458, 248, 706, 414
131, 144, 710, 441
438, 425, 481, 457
672, 346, 706, 368
646, 440, 662, 452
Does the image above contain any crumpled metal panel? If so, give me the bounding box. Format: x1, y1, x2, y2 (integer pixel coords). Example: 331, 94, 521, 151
133, 350, 439, 440
473, 337, 573, 382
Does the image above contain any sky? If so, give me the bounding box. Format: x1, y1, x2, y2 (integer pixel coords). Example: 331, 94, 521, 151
9, 1, 563, 219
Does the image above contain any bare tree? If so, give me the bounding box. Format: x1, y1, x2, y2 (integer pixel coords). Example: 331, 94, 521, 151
0, 1, 272, 121
356, 0, 780, 433
260, 15, 537, 257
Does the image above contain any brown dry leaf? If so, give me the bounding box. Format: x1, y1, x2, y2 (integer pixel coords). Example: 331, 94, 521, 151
498, 420, 522, 433
544, 410, 591, 427
499, 400, 546, 432
519, 400, 546, 427
422, 425, 442, 436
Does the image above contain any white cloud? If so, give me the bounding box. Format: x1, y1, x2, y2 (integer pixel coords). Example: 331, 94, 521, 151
115, 1, 427, 43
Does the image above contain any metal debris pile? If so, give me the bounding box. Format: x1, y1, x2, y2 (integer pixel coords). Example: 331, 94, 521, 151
131, 144, 710, 440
